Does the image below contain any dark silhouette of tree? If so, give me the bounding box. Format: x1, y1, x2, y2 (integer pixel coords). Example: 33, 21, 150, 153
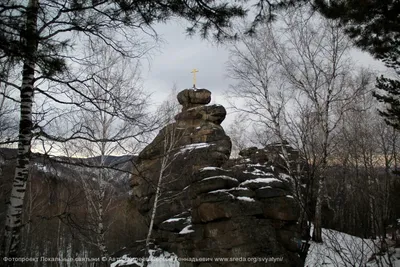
313, 0, 400, 129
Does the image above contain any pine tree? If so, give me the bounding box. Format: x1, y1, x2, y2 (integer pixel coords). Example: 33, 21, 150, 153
313, 0, 400, 129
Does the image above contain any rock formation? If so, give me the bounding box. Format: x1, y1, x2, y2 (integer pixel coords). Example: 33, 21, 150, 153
131, 88, 231, 225
130, 88, 304, 267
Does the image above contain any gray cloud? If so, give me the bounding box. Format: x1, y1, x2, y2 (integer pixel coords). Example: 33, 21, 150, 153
143, 21, 232, 97
142, 20, 387, 130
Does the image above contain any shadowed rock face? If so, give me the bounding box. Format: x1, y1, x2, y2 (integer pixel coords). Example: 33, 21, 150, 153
130, 88, 303, 267
176, 155, 303, 267
131, 88, 232, 225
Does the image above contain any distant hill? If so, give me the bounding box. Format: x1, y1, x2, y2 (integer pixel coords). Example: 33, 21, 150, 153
0, 147, 137, 191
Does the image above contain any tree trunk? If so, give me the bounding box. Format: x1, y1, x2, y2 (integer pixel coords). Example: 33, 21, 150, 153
98, 175, 109, 266
144, 130, 175, 267
313, 178, 324, 242
2, 0, 38, 262
144, 162, 165, 267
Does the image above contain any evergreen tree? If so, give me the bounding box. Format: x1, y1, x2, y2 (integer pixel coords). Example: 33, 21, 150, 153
313, 0, 400, 129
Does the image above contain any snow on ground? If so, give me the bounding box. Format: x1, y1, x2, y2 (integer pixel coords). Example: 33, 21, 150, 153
110, 227, 400, 267
305, 228, 400, 267
110, 255, 141, 267
110, 250, 179, 267
367, 248, 400, 267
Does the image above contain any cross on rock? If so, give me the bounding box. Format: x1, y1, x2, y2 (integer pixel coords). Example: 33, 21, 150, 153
191, 69, 199, 88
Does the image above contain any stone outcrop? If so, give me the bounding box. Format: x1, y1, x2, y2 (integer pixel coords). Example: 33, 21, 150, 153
130, 88, 303, 266
159, 160, 303, 267
131, 88, 232, 225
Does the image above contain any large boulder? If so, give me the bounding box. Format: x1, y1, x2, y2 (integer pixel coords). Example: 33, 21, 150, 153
177, 89, 211, 110
175, 105, 226, 124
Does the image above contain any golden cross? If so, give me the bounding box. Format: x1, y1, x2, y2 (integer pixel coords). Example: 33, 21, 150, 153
191, 69, 199, 88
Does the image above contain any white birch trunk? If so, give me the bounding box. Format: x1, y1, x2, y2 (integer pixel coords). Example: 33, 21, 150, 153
144, 126, 179, 267
145, 159, 166, 249
2, 0, 38, 262
97, 166, 109, 264
144, 149, 169, 267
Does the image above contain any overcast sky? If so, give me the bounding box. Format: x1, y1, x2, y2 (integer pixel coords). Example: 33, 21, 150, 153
142, 19, 388, 129
141, 20, 235, 127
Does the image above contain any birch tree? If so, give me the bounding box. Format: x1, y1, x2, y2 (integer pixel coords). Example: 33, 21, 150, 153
2, 0, 39, 260
227, 7, 370, 242
53, 43, 149, 263
275, 11, 368, 242
144, 127, 183, 262
142, 88, 185, 266
227, 18, 314, 244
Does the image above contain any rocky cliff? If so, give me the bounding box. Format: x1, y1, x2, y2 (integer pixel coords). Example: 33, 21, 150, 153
130, 88, 303, 266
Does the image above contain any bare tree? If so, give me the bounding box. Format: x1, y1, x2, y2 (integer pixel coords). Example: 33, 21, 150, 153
227, 6, 370, 243
0, 59, 18, 146
52, 43, 151, 263
332, 84, 400, 239
225, 113, 254, 157
226, 19, 312, 238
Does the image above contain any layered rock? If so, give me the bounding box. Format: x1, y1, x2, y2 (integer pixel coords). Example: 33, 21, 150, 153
130, 88, 303, 267
167, 159, 303, 267
131, 88, 232, 226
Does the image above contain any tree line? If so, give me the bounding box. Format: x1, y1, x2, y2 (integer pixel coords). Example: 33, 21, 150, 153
226, 3, 400, 250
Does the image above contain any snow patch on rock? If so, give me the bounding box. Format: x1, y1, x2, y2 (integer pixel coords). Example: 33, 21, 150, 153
240, 177, 281, 186
199, 166, 220, 172
162, 217, 186, 223
202, 175, 238, 182
175, 143, 213, 155
179, 225, 194, 235
236, 196, 255, 202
